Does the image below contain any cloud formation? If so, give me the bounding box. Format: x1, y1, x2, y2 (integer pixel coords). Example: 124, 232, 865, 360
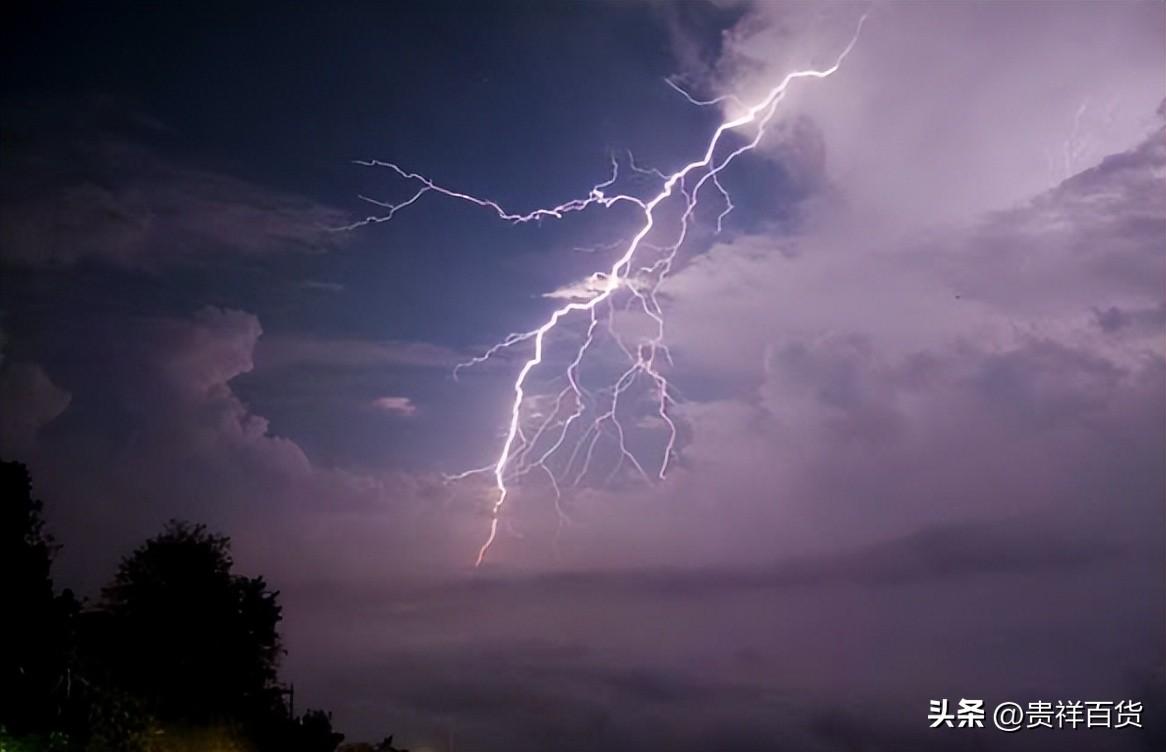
371, 396, 418, 417
254, 335, 463, 371
0, 361, 71, 455
0, 107, 351, 269
702, 1, 1165, 230
11, 307, 483, 595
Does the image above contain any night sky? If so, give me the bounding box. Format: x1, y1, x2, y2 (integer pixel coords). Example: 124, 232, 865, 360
2, 1, 1164, 750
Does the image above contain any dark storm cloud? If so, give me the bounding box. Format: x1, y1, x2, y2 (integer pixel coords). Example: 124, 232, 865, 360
1094, 303, 1166, 335
0, 101, 351, 269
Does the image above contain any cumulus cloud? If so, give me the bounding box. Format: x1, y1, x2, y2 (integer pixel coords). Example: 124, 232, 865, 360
663, 122, 1165, 379
700, 1, 1165, 231
585, 117, 1159, 572
0, 362, 71, 455
21, 307, 482, 593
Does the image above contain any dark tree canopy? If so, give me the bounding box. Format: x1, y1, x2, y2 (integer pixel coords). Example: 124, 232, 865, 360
97, 520, 283, 725
1, 460, 350, 751
0, 459, 77, 737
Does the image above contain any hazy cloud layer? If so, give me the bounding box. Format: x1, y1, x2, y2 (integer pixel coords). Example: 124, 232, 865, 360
254, 335, 464, 371
0, 107, 351, 268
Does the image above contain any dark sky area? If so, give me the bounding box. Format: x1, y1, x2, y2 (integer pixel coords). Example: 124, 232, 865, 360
2, 2, 1164, 750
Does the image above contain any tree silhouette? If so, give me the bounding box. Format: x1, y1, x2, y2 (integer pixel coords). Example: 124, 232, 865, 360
291, 709, 346, 752
0, 459, 78, 740
95, 520, 283, 726
1, 461, 354, 751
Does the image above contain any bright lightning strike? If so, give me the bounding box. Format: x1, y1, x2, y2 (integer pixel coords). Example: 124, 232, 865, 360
348, 16, 867, 566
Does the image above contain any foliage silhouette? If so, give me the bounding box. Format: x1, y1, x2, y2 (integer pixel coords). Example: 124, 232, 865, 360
1, 459, 350, 751
0, 459, 79, 741
96, 520, 282, 725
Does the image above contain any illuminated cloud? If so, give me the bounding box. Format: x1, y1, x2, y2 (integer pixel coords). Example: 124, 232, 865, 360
371, 396, 418, 417
542, 273, 610, 301
699, 1, 1164, 229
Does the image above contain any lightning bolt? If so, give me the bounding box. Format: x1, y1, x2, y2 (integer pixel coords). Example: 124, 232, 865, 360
347, 16, 867, 566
